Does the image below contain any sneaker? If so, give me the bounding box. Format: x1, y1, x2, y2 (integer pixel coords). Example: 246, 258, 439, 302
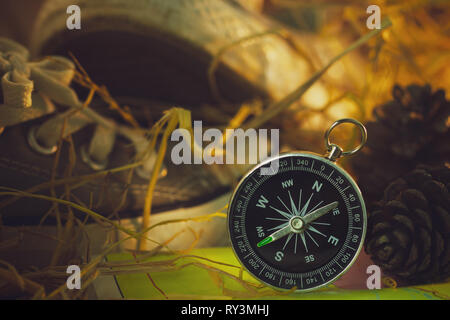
0, 0, 310, 265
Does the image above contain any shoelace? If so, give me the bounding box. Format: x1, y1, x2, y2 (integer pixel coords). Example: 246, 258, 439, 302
0, 37, 158, 177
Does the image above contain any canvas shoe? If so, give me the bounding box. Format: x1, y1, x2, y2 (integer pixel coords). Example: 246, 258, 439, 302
0, 0, 311, 268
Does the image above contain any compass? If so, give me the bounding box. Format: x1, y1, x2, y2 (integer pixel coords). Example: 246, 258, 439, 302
228, 119, 368, 291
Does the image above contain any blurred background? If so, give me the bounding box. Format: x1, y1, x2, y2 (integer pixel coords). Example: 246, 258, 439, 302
1, 0, 448, 152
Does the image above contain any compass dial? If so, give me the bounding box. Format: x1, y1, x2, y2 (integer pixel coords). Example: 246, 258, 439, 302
228, 153, 366, 291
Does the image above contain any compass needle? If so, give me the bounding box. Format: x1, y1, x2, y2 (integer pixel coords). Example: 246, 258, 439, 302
306, 200, 324, 216
257, 236, 273, 248
303, 201, 339, 225
257, 224, 292, 247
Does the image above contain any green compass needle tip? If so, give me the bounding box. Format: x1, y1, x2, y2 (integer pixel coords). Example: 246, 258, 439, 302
257, 236, 273, 247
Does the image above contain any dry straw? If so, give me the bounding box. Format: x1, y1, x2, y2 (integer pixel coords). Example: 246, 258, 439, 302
1, 0, 449, 299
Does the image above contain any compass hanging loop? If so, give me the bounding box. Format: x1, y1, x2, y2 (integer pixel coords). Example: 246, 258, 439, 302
324, 118, 367, 161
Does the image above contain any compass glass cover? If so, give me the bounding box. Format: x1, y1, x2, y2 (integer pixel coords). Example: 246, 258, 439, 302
228, 153, 366, 291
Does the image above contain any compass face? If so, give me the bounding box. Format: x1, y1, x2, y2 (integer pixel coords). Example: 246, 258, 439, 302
228, 153, 366, 291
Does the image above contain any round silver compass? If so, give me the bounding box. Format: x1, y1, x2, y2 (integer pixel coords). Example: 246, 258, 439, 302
228, 119, 368, 291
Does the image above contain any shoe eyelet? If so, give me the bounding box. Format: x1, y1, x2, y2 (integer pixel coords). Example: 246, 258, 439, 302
27, 126, 58, 155
80, 144, 108, 171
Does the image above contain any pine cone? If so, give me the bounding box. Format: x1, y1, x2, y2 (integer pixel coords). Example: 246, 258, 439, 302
365, 165, 450, 285
352, 84, 450, 204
